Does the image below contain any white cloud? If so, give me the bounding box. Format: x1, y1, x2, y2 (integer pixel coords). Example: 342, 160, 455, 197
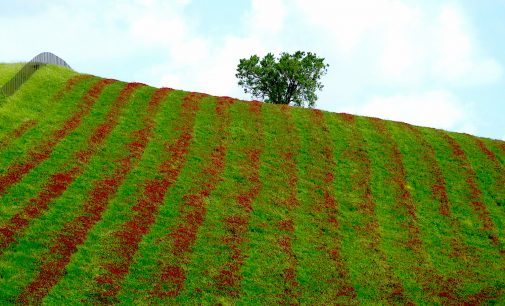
187, 36, 269, 96
431, 4, 503, 85
0, 0, 501, 138
247, 0, 287, 35
345, 90, 475, 133
293, 0, 502, 86
294, 0, 386, 54
155, 0, 286, 96
154, 33, 272, 96
0, 0, 194, 71
3, 0, 498, 93
158, 73, 183, 89
119, 0, 199, 52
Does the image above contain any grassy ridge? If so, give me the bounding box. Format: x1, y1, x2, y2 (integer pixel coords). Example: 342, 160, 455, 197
0, 64, 504, 304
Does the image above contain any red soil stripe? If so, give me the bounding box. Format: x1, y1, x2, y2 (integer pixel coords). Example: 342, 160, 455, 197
0, 78, 114, 196
308, 109, 356, 301
371, 119, 424, 249
495, 141, 505, 167
402, 124, 487, 303
0, 82, 142, 254
16, 88, 172, 305
496, 141, 505, 155
339, 114, 410, 304
0, 120, 37, 150
0, 75, 93, 150
213, 101, 263, 297
476, 138, 500, 163
150, 96, 234, 299
89, 93, 209, 301
371, 119, 466, 301
464, 287, 504, 305
473, 138, 505, 205
440, 132, 503, 253
407, 125, 452, 217
273, 104, 301, 301
53, 74, 93, 102
402, 124, 469, 260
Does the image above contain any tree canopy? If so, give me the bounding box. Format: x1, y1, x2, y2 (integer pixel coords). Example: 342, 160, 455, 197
236, 51, 329, 108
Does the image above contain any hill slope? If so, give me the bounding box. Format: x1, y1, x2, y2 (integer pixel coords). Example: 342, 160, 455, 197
0, 64, 504, 305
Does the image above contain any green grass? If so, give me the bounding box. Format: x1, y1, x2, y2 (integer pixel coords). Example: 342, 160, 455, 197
0, 81, 140, 301
176, 101, 263, 304
0, 63, 25, 85
0, 63, 504, 305
237, 104, 301, 305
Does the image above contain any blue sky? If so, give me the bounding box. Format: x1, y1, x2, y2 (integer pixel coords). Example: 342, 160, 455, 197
1, 0, 504, 140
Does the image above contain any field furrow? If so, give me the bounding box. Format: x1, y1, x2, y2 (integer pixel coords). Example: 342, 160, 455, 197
255, 104, 302, 304
0, 120, 37, 151
0, 75, 97, 181
0, 78, 114, 195
404, 124, 475, 259
391, 122, 498, 303
421, 128, 504, 302
172, 100, 264, 304
496, 140, 505, 156
440, 132, 503, 254
328, 113, 410, 304
51, 75, 93, 102
362, 118, 459, 303
39, 90, 184, 304
472, 138, 505, 209
16, 88, 171, 304
144, 96, 234, 301
448, 134, 505, 262
77, 92, 206, 303
292, 108, 356, 304
211, 101, 263, 296
1, 64, 504, 304
0, 82, 141, 254
272, 105, 302, 303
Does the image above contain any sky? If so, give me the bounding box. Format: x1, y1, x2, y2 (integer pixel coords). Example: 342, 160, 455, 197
1, 0, 504, 140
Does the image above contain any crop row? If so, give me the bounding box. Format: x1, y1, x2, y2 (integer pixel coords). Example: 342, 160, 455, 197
0, 76, 503, 304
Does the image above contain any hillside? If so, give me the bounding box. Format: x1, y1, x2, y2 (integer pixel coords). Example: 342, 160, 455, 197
0, 63, 504, 305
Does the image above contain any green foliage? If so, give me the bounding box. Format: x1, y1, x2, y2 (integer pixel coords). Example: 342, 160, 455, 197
236, 51, 328, 108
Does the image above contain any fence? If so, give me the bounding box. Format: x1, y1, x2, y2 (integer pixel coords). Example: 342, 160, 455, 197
0, 52, 72, 97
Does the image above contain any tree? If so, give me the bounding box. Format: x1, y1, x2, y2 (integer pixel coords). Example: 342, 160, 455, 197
236, 51, 329, 108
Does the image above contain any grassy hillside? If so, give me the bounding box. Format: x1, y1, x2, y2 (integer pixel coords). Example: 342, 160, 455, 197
0, 64, 504, 305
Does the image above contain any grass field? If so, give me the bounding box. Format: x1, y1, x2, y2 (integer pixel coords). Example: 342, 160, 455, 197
0, 64, 504, 304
